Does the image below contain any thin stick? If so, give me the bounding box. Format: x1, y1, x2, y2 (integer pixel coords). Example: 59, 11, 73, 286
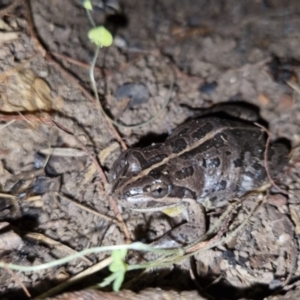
287, 80, 300, 95
255, 123, 288, 195
0, 120, 16, 131
4, 264, 31, 298
57, 193, 117, 224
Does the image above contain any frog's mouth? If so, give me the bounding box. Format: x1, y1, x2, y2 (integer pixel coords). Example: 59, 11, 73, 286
121, 192, 183, 210
130, 201, 188, 218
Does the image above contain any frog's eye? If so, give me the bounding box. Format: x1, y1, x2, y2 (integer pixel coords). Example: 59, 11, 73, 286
150, 183, 169, 198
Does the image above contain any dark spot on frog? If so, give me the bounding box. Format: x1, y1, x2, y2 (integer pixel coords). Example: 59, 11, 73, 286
191, 122, 214, 141
170, 185, 197, 200
222, 249, 237, 267
170, 138, 187, 153
252, 162, 266, 181
149, 164, 168, 179
234, 158, 243, 168
148, 154, 168, 165
226, 151, 231, 156
210, 196, 218, 202
216, 180, 227, 191
202, 157, 221, 168
177, 127, 189, 136
174, 166, 194, 180
209, 157, 221, 168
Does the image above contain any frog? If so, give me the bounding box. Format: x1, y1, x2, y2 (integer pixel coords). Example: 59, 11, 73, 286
108, 103, 289, 248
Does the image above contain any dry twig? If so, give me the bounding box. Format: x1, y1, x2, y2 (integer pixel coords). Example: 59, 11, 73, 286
255, 123, 289, 195
4, 264, 31, 298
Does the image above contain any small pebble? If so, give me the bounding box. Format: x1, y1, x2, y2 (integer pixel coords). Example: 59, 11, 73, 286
115, 82, 149, 107
267, 194, 288, 207
257, 93, 270, 106
199, 81, 217, 95
34, 153, 46, 169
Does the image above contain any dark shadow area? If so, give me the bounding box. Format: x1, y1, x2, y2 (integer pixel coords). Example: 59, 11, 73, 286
105, 13, 129, 29
180, 101, 268, 128
133, 132, 169, 148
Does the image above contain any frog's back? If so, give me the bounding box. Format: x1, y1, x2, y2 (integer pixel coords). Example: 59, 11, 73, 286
164, 117, 288, 207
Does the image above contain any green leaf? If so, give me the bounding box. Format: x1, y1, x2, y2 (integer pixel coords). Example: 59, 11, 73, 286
88, 26, 113, 47
112, 272, 125, 291
83, 0, 93, 10
99, 272, 118, 288
109, 249, 127, 272
100, 249, 128, 291
112, 248, 127, 260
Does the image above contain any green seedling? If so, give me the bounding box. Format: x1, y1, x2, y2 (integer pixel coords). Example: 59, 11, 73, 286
88, 26, 113, 48
100, 248, 128, 291
83, 0, 93, 11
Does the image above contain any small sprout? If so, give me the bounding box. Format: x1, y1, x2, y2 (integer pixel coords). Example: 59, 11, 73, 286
88, 26, 113, 48
83, 0, 93, 10
100, 248, 128, 291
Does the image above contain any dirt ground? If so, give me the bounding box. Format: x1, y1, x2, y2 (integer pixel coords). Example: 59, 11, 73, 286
1, 0, 300, 299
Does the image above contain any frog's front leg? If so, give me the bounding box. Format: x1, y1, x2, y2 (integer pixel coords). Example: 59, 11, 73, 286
151, 199, 206, 249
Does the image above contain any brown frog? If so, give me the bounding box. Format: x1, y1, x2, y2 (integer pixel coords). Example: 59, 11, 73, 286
109, 104, 289, 248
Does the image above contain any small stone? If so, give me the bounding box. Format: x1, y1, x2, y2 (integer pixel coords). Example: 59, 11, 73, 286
199, 81, 218, 95
257, 93, 270, 106
114, 82, 149, 108
267, 194, 288, 207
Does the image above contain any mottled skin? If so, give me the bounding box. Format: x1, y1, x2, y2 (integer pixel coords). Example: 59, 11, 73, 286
109, 107, 289, 248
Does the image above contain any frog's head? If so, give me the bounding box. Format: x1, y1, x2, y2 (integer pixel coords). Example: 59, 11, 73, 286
108, 148, 181, 211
